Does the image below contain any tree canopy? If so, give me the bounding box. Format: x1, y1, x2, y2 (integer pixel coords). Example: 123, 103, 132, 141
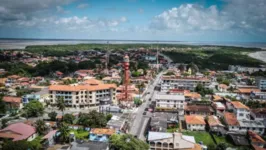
78, 110, 107, 128
23, 100, 44, 117
109, 134, 149, 150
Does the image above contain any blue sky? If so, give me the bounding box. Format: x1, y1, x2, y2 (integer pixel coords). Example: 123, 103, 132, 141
0, 0, 265, 42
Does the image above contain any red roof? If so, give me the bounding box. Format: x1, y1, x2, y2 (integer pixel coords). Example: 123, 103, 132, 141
224, 112, 239, 126
0, 123, 36, 141
185, 115, 206, 125
42, 130, 57, 139
248, 130, 266, 144
2, 96, 21, 103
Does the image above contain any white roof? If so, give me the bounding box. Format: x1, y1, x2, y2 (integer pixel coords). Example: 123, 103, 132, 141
182, 135, 196, 143
148, 132, 173, 141
214, 102, 225, 109
155, 94, 185, 101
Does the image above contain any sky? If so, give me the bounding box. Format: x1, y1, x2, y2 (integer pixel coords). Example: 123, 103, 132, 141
0, 0, 266, 42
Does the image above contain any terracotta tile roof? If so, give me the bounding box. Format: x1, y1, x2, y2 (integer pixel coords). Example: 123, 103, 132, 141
76, 70, 94, 74
0, 123, 36, 141
0, 78, 7, 84
231, 101, 250, 110
185, 105, 214, 113
212, 95, 223, 101
219, 84, 228, 89
49, 83, 116, 92
252, 144, 266, 150
224, 112, 239, 126
185, 115, 206, 125
55, 71, 63, 75
42, 130, 58, 139
248, 130, 266, 144
82, 79, 103, 85
251, 108, 266, 115
236, 88, 261, 94
7, 75, 21, 79
207, 115, 224, 127
2, 96, 21, 103
90, 128, 115, 135
184, 92, 201, 99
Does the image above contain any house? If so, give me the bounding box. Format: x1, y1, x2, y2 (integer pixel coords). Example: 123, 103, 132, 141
212, 102, 226, 114
0, 122, 37, 141
185, 115, 206, 131
22, 87, 49, 104
227, 101, 250, 120
248, 130, 266, 149
2, 96, 23, 111
218, 84, 229, 92
70, 141, 108, 150
155, 93, 185, 115
212, 95, 224, 102
185, 105, 214, 116
89, 128, 115, 142
184, 92, 201, 101
41, 130, 58, 147
147, 132, 202, 150
251, 108, 266, 121
107, 115, 127, 133
206, 115, 225, 135
149, 112, 178, 132
223, 112, 239, 132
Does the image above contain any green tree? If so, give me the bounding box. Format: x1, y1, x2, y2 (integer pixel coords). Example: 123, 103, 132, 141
35, 119, 48, 135
216, 143, 228, 150
0, 96, 7, 114
23, 100, 44, 117
58, 122, 70, 143
48, 111, 58, 121
63, 114, 75, 124
56, 97, 66, 119
109, 134, 149, 150
78, 110, 107, 127
106, 113, 113, 122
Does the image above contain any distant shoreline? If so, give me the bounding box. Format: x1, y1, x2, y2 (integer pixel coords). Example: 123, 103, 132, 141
0, 38, 266, 50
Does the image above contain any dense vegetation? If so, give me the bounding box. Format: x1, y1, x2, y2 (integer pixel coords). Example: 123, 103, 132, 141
163, 47, 264, 70
109, 134, 149, 150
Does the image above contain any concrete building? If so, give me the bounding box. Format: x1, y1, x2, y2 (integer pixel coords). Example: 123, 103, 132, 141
147, 132, 202, 150
160, 76, 210, 92
185, 115, 206, 131
155, 93, 185, 116
251, 108, 266, 121
48, 80, 116, 109
256, 77, 266, 91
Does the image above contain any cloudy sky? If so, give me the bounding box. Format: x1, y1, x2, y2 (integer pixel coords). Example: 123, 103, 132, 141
0, 0, 265, 42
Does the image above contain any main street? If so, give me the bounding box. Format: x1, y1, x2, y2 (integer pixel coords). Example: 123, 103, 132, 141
129, 71, 164, 139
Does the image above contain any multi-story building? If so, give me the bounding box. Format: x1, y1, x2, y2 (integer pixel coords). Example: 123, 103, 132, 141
256, 77, 266, 91
228, 65, 266, 74
155, 93, 185, 116
48, 81, 116, 109
160, 76, 211, 92
227, 101, 250, 120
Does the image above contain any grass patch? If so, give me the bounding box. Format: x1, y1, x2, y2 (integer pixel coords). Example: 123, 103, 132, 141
70, 129, 89, 140
182, 131, 214, 145
167, 124, 179, 133
213, 134, 233, 146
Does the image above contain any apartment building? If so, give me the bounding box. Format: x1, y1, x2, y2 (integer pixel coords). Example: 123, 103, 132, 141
155, 93, 185, 116
160, 76, 210, 92
48, 81, 116, 109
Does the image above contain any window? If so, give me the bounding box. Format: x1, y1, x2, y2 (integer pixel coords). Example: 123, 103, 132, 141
239, 113, 244, 117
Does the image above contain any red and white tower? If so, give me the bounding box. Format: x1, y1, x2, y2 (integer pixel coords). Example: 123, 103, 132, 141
123, 54, 130, 102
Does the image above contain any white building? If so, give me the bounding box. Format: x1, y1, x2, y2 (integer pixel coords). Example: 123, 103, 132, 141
251, 108, 266, 121
227, 101, 250, 120
48, 79, 117, 109
147, 132, 203, 150
228, 65, 266, 74
160, 76, 211, 92
155, 93, 185, 115
256, 77, 266, 91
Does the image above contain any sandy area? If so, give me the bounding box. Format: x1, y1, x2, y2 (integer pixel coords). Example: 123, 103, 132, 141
248, 51, 266, 63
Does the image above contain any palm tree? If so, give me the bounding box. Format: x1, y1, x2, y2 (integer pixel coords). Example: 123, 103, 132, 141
35, 119, 47, 135
56, 96, 66, 121
58, 122, 70, 143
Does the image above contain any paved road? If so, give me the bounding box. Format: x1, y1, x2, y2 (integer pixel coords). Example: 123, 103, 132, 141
129, 71, 164, 139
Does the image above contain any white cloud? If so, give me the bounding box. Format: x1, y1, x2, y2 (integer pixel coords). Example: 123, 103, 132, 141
150, 0, 266, 34
77, 3, 89, 9
120, 17, 127, 22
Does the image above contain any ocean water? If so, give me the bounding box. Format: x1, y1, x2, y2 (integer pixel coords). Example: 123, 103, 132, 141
0, 38, 266, 50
